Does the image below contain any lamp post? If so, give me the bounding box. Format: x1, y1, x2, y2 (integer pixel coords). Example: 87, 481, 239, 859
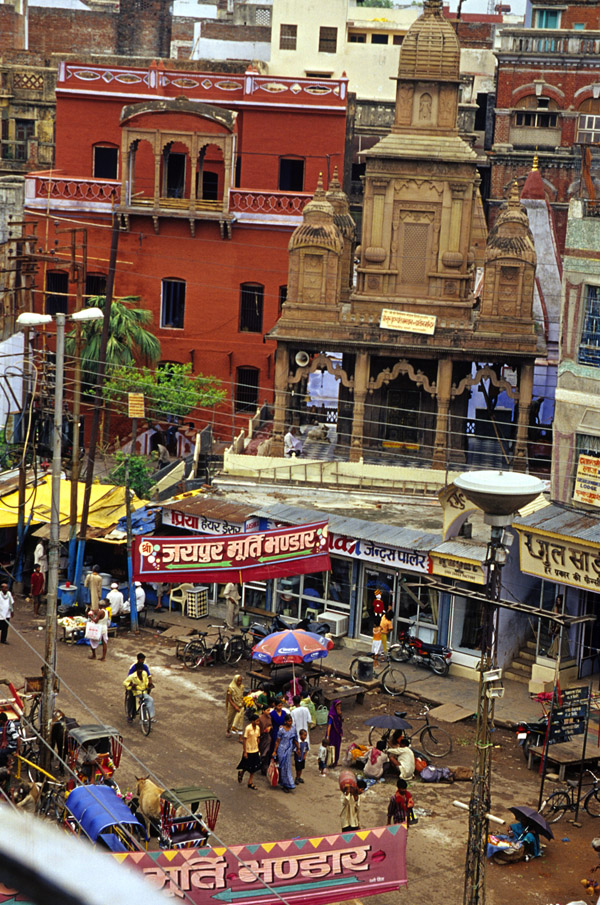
17, 306, 103, 771
453, 470, 545, 905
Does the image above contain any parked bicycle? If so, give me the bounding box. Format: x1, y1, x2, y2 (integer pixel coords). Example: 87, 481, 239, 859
368, 706, 453, 758
540, 769, 600, 822
226, 628, 255, 665
183, 625, 232, 670
36, 778, 67, 821
349, 652, 406, 697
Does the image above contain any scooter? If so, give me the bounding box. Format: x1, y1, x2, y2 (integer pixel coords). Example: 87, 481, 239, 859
515, 716, 548, 760
249, 613, 331, 647
392, 623, 452, 676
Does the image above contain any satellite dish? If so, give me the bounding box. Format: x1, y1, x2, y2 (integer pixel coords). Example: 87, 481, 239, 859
453, 470, 546, 525
295, 351, 310, 367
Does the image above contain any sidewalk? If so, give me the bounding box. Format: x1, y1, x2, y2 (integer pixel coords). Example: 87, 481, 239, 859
143, 605, 593, 729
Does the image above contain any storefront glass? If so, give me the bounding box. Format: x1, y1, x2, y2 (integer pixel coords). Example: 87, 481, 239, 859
397, 575, 438, 643
449, 592, 484, 656
359, 567, 396, 637
273, 557, 352, 621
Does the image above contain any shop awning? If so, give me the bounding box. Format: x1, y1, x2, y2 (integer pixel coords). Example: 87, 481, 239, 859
161, 495, 258, 534
0, 477, 146, 532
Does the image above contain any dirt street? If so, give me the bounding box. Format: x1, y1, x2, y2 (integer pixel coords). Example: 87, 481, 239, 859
2, 609, 598, 905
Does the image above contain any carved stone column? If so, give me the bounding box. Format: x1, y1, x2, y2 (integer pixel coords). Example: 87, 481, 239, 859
513, 361, 534, 472
432, 357, 453, 470
349, 351, 370, 463
271, 345, 290, 457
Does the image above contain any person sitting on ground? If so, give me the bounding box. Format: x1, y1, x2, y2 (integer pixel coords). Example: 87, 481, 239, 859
123, 664, 155, 723
0, 712, 18, 767
122, 582, 146, 615
386, 732, 415, 780
387, 777, 415, 826
363, 739, 389, 780
508, 820, 541, 860
284, 426, 302, 458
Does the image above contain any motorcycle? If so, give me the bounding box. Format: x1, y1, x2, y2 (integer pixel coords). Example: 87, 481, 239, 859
391, 623, 452, 676
515, 717, 548, 760
249, 613, 331, 647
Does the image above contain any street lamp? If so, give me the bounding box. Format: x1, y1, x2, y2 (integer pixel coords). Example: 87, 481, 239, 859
453, 470, 545, 905
16, 306, 103, 771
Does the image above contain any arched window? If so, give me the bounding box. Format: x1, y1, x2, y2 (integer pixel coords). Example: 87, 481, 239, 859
239, 283, 264, 333
235, 366, 259, 412
577, 98, 600, 144
93, 143, 119, 179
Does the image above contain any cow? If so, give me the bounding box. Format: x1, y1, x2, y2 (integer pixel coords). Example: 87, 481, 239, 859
136, 775, 164, 839
14, 780, 42, 812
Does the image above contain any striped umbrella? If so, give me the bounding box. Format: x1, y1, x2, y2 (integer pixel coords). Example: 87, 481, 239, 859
252, 629, 333, 686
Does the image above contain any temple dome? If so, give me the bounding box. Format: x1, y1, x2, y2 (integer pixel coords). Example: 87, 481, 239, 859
485, 181, 536, 265
288, 174, 343, 254
397, 0, 460, 83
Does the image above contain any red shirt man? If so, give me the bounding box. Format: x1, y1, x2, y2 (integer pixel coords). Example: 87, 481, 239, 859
30, 565, 45, 616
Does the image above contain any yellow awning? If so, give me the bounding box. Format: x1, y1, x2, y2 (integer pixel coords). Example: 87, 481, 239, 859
0, 477, 146, 531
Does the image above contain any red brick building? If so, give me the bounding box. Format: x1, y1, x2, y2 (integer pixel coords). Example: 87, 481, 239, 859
490, 0, 600, 250
23, 60, 348, 436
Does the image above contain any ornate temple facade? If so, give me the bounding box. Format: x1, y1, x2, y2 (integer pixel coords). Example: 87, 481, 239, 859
268, 0, 545, 470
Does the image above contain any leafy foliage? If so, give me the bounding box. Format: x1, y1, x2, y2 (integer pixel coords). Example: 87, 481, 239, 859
108, 451, 157, 499
103, 362, 225, 421
361, 0, 395, 6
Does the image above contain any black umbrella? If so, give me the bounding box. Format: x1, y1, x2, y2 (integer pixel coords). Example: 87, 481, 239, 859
364, 714, 412, 731
509, 805, 554, 840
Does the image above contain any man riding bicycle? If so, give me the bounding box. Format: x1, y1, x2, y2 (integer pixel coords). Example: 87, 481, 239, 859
124, 664, 155, 724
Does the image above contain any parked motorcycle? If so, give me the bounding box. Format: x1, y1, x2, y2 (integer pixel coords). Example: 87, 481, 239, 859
249, 613, 331, 647
515, 717, 548, 760
391, 623, 452, 676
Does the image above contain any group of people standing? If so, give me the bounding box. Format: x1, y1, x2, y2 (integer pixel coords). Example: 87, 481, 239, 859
226, 675, 345, 795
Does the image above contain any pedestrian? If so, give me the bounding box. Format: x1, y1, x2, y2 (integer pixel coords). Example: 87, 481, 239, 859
326, 699, 344, 767
387, 777, 415, 826
269, 698, 289, 758
380, 607, 394, 653
106, 583, 124, 620
237, 711, 261, 790
372, 622, 383, 666
386, 733, 415, 780
318, 737, 328, 776
291, 694, 311, 745
295, 729, 309, 784
223, 582, 241, 630
0, 582, 14, 644
340, 778, 366, 832
272, 714, 300, 793
84, 565, 103, 613
30, 564, 45, 617
225, 674, 245, 737
87, 605, 108, 661
258, 702, 273, 775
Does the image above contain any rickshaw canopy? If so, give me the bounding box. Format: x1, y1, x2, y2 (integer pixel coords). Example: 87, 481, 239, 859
66, 785, 146, 843
160, 786, 217, 809
68, 725, 121, 748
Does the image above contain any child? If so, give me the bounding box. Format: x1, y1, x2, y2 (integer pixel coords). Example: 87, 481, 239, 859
295, 728, 309, 783
340, 778, 367, 832
372, 623, 383, 666
380, 608, 394, 653
318, 737, 328, 775
386, 777, 416, 827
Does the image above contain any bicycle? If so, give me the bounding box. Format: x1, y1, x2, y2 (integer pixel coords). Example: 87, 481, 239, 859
540, 769, 600, 822
368, 705, 453, 758
36, 778, 67, 821
349, 652, 407, 697
183, 625, 232, 670
226, 628, 255, 665
124, 689, 153, 736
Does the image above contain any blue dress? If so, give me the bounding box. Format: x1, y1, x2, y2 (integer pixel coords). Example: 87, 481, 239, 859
276, 725, 298, 790
269, 708, 289, 758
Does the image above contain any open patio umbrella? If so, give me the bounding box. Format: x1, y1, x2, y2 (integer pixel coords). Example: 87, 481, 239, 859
364, 714, 412, 731
509, 805, 554, 840
252, 629, 334, 689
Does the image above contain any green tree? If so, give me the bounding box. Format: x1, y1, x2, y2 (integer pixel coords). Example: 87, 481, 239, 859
108, 451, 157, 499
103, 362, 225, 421
361, 0, 394, 7
65, 296, 161, 390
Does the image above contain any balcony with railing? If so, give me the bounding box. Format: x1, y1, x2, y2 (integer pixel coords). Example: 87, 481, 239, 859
229, 189, 311, 220
497, 27, 600, 56
25, 172, 121, 210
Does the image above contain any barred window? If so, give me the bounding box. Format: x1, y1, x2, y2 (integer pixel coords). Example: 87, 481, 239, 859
161, 279, 185, 329
235, 367, 259, 412
319, 26, 337, 53
85, 273, 107, 299
45, 271, 68, 316
279, 24, 297, 51
579, 285, 600, 367
239, 283, 264, 333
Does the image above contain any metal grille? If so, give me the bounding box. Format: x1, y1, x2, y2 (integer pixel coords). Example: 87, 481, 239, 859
279, 24, 297, 51
319, 26, 337, 54
401, 223, 428, 284
256, 7, 271, 25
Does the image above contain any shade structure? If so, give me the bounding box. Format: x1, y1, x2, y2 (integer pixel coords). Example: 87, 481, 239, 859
509, 805, 554, 840
365, 714, 412, 731
252, 629, 333, 665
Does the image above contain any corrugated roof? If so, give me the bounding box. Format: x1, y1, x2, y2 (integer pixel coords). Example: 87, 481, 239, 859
161, 496, 256, 523
513, 503, 600, 545
255, 502, 440, 551
430, 537, 489, 562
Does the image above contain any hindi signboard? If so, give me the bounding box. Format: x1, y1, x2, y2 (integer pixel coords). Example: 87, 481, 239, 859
516, 527, 600, 592
111, 825, 407, 905
162, 507, 256, 536
430, 553, 487, 585
133, 521, 331, 583
380, 309, 436, 335
548, 686, 590, 744
573, 454, 600, 509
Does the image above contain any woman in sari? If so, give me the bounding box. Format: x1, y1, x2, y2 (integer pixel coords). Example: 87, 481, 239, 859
272, 714, 301, 792
268, 698, 289, 758
326, 699, 343, 767
226, 674, 245, 737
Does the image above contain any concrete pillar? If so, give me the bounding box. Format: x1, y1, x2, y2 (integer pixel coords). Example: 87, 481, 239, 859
271, 345, 290, 457
349, 351, 370, 463
433, 357, 453, 470
513, 361, 534, 472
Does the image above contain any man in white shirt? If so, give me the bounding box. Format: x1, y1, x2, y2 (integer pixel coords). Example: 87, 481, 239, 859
106, 583, 124, 619
386, 734, 415, 780
0, 582, 14, 644
34, 541, 48, 577
291, 695, 311, 746
135, 582, 146, 612
284, 427, 302, 458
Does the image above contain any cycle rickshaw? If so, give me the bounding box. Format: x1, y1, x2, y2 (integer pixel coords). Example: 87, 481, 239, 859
66, 724, 123, 793
159, 785, 220, 849
64, 784, 147, 852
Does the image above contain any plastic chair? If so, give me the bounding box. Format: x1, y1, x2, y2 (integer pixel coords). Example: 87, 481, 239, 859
168, 583, 195, 612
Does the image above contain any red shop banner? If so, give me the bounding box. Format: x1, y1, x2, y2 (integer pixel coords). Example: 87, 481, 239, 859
112, 825, 407, 904
133, 521, 331, 583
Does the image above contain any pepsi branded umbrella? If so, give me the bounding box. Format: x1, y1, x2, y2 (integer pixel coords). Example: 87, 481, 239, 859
252, 629, 333, 665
